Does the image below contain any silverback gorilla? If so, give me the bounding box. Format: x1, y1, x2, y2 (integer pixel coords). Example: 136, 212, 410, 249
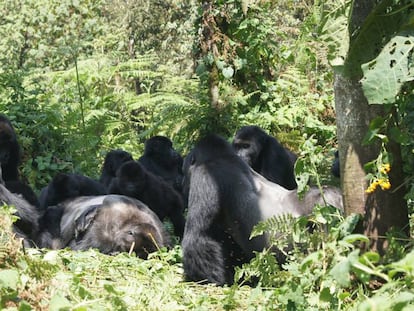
182, 134, 342, 285
38, 195, 170, 258
232, 125, 297, 189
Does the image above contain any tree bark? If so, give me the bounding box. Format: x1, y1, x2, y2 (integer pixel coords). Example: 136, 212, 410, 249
334, 0, 409, 253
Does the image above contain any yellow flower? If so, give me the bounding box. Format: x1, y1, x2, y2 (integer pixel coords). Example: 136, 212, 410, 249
366, 179, 379, 193
379, 163, 391, 174
379, 178, 391, 190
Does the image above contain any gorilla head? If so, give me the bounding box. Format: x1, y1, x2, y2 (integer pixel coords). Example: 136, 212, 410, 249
232, 125, 297, 190
39, 195, 171, 259
99, 149, 134, 188
109, 160, 186, 238
70, 196, 169, 258
142, 136, 181, 166
138, 136, 183, 193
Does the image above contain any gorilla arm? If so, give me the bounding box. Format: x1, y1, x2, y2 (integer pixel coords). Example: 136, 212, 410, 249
181, 165, 230, 285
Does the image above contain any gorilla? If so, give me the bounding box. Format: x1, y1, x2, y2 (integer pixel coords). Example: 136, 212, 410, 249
182, 134, 342, 285
5, 180, 40, 208
39, 173, 107, 209
99, 149, 134, 189
0, 171, 40, 246
37, 195, 171, 258
108, 161, 186, 238
0, 115, 39, 207
232, 125, 297, 190
0, 114, 21, 181
138, 136, 184, 193
331, 150, 340, 178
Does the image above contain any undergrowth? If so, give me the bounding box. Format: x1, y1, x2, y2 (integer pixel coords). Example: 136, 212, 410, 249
1, 205, 413, 310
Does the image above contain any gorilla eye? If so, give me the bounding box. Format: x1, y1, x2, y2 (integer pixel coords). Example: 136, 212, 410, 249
240, 143, 250, 149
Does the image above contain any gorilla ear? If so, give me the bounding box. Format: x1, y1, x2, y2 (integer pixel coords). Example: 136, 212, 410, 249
74, 204, 100, 240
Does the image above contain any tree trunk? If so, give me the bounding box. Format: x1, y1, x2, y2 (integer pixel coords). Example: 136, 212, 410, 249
334, 0, 409, 253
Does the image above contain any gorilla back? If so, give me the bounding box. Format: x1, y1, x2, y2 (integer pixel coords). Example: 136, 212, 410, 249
182, 134, 267, 285
182, 134, 342, 285
0, 115, 21, 181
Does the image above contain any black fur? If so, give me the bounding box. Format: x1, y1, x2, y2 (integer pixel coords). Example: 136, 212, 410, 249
0, 114, 21, 181
39, 173, 107, 209
99, 149, 133, 188
232, 125, 297, 189
331, 150, 340, 178
0, 173, 39, 246
182, 134, 343, 285
5, 180, 40, 208
109, 161, 186, 238
138, 136, 184, 193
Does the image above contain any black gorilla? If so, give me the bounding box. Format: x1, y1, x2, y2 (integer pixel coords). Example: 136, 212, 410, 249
182, 134, 342, 285
232, 125, 297, 190
0, 172, 40, 246
99, 149, 134, 188
38, 195, 171, 258
0, 115, 39, 207
331, 150, 340, 178
138, 136, 184, 193
39, 173, 107, 209
5, 180, 40, 208
108, 161, 186, 238
0, 114, 21, 181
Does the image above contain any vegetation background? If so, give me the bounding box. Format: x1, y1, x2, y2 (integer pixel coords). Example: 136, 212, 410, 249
0, 0, 413, 309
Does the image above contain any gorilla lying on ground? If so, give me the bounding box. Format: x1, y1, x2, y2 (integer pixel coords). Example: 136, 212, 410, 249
109, 160, 186, 238
38, 195, 170, 258
182, 134, 342, 285
39, 173, 107, 209
232, 125, 297, 189
99, 149, 134, 189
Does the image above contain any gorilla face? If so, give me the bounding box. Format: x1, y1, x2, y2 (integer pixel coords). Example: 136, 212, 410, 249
232, 137, 261, 166
115, 161, 147, 195
104, 150, 133, 176
41, 195, 171, 258
144, 136, 181, 167
94, 213, 161, 257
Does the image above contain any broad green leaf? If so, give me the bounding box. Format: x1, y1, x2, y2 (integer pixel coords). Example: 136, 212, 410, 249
361, 34, 414, 104
222, 66, 234, 79
342, 234, 369, 244
49, 293, 71, 311
0, 269, 19, 289
329, 258, 351, 287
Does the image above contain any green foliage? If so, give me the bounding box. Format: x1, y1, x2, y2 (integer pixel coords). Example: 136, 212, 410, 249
235, 205, 413, 310
0, 0, 413, 308
361, 34, 414, 105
